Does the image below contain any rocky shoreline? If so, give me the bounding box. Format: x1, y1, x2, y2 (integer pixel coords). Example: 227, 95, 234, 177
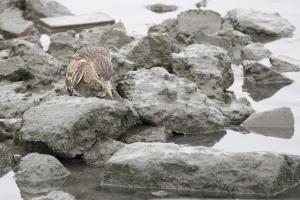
0, 0, 299, 199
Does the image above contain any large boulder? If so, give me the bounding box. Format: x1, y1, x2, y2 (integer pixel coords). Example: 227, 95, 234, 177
82, 138, 125, 166
19, 96, 139, 158
15, 153, 71, 194
0, 82, 40, 119
76, 23, 133, 50
242, 61, 293, 85
104, 142, 300, 197
118, 67, 225, 134
241, 43, 272, 61
0, 8, 34, 39
226, 9, 295, 39
32, 191, 75, 200
120, 32, 178, 70
270, 55, 300, 73
0, 39, 65, 87
243, 107, 294, 139
177, 10, 223, 35
172, 44, 233, 99
25, 0, 73, 21
119, 125, 168, 143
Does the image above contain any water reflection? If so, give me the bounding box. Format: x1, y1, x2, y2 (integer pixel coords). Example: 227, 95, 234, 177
244, 127, 294, 139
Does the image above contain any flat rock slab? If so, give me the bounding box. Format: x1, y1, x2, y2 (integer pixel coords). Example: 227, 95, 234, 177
37, 12, 115, 33
103, 142, 300, 197
15, 153, 71, 194
243, 107, 294, 139
270, 55, 300, 73
242, 43, 272, 61
226, 9, 295, 38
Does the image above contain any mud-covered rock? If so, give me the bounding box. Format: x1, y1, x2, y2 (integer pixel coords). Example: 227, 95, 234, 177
118, 67, 225, 134
82, 138, 125, 166
146, 3, 178, 13
25, 0, 73, 21
32, 191, 76, 200
270, 55, 300, 73
119, 125, 168, 143
104, 142, 300, 197
226, 9, 295, 38
242, 43, 272, 61
19, 96, 139, 158
172, 44, 233, 99
242, 61, 293, 85
15, 153, 71, 194
0, 8, 34, 39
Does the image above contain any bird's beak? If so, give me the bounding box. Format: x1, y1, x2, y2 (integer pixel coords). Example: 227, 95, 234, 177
104, 81, 113, 99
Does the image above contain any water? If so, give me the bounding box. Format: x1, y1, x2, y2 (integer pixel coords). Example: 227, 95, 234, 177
1, 0, 300, 199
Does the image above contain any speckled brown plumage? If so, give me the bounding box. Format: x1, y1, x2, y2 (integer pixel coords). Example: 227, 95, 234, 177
65, 46, 113, 98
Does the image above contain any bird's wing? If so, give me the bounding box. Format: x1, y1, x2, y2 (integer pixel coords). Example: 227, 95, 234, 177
65, 59, 86, 92
93, 55, 113, 81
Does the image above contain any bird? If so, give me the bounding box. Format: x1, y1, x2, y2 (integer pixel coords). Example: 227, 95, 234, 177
65, 46, 113, 98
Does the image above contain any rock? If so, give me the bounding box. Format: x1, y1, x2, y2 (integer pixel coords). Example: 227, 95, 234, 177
111, 52, 135, 85
195, 0, 207, 8
25, 0, 73, 21
148, 18, 178, 35
151, 190, 169, 198
119, 125, 167, 143
172, 44, 233, 99
82, 138, 125, 166
48, 30, 77, 64
221, 97, 254, 125
243, 107, 294, 139
0, 146, 15, 177
120, 32, 177, 70
0, 0, 24, 13
77, 22, 133, 50
104, 142, 300, 196
0, 8, 34, 39
270, 55, 300, 73
0, 118, 22, 141
0, 82, 40, 119
15, 153, 71, 194
0, 39, 65, 87
31, 191, 75, 200
177, 10, 223, 35
242, 61, 293, 85
242, 43, 272, 61
19, 96, 139, 158
118, 67, 225, 134
146, 4, 178, 13
226, 9, 295, 38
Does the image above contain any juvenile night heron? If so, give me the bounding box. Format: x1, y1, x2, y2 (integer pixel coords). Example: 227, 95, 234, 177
65, 46, 113, 98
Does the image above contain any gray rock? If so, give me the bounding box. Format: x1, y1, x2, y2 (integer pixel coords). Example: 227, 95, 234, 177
104, 142, 300, 196
15, 153, 71, 194
242, 43, 272, 61
0, 0, 24, 13
226, 9, 295, 38
146, 4, 178, 13
221, 97, 254, 125
0, 118, 22, 141
0, 82, 40, 119
82, 138, 125, 166
242, 61, 293, 85
19, 96, 139, 158
172, 44, 233, 99
243, 107, 294, 139
111, 52, 135, 85
195, 0, 207, 8
31, 191, 75, 200
0, 8, 34, 39
148, 18, 178, 34
118, 67, 225, 134
120, 32, 178, 70
0, 146, 15, 177
0, 39, 65, 87
119, 125, 167, 143
177, 10, 222, 35
151, 190, 169, 198
77, 23, 133, 50
48, 30, 77, 64
25, 0, 73, 21
270, 55, 300, 73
